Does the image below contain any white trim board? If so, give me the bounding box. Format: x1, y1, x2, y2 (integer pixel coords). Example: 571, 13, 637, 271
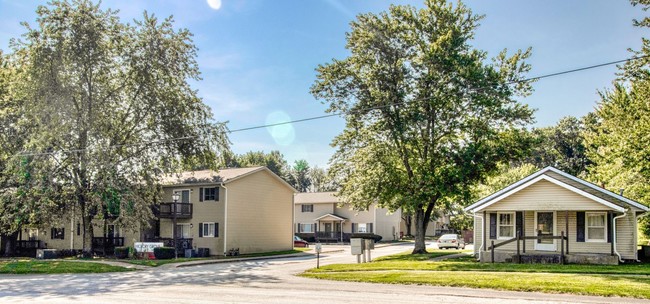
470, 174, 625, 213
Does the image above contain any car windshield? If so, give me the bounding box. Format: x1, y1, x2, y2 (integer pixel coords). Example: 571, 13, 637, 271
439, 234, 457, 240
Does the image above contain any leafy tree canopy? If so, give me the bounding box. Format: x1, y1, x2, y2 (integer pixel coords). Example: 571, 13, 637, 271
312, 0, 534, 253
0, 0, 229, 252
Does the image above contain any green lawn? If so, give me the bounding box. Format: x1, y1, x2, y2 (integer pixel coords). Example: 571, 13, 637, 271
123, 249, 307, 267
302, 252, 650, 299
0, 259, 133, 274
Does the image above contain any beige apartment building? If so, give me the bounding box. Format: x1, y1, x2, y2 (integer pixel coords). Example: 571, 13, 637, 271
294, 192, 402, 242
14, 167, 295, 257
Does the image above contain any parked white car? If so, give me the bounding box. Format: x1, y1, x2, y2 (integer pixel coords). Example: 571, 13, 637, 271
437, 234, 465, 249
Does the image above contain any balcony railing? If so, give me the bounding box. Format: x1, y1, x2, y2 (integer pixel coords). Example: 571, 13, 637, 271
16, 240, 44, 249
157, 202, 193, 219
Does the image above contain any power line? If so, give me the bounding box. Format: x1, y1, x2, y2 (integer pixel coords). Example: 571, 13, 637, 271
14, 55, 649, 157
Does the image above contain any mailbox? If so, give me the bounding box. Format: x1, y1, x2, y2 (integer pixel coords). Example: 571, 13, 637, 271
350, 238, 364, 255
365, 239, 374, 250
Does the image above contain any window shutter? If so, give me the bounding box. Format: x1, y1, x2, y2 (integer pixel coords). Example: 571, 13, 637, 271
313, 223, 317, 233
215, 187, 220, 201
199, 222, 203, 238
516, 212, 523, 238
368, 223, 374, 233
215, 223, 219, 237
607, 212, 613, 243
199, 188, 204, 202
576, 212, 585, 242
297, 223, 301, 233
352, 223, 357, 233
77, 223, 81, 236
489, 213, 497, 239
61, 228, 65, 240
51, 228, 54, 240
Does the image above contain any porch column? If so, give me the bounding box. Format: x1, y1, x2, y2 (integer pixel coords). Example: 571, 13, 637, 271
565, 210, 569, 254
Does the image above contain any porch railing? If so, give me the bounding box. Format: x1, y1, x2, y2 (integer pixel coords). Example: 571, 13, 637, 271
156, 202, 193, 219
315, 231, 344, 242
487, 231, 568, 264
91, 237, 125, 256
16, 240, 44, 249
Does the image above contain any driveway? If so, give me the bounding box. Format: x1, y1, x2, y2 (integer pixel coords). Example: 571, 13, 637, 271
0, 243, 646, 304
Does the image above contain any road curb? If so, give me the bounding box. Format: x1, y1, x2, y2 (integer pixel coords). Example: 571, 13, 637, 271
173, 252, 313, 268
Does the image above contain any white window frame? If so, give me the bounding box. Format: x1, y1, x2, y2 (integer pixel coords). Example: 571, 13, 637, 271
202, 222, 216, 238
497, 212, 515, 240
585, 212, 607, 242
300, 223, 313, 233
173, 189, 191, 203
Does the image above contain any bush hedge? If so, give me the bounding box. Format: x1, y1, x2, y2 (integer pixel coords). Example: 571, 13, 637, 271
114, 247, 129, 259
154, 247, 176, 259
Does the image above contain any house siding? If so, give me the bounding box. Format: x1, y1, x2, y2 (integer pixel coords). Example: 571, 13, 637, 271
225, 170, 293, 255
294, 202, 335, 231
486, 179, 610, 211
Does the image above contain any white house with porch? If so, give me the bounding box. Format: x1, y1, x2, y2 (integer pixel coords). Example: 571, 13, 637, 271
465, 166, 648, 264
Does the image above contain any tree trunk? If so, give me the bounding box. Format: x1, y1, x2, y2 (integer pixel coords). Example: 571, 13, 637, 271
405, 215, 412, 236
2, 231, 18, 257
412, 201, 436, 254
412, 208, 430, 254
82, 214, 94, 257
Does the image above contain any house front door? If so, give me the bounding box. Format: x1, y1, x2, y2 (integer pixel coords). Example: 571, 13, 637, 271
535, 211, 556, 251
324, 223, 332, 233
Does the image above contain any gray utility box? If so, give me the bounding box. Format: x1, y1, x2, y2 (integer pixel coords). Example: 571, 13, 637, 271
36, 249, 57, 259
365, 239, 374, 250
350, 238, 364, 255
197, 248, 210, 257
185, 249, 197, 258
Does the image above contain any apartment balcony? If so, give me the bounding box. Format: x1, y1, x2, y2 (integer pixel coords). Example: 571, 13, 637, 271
156, 202, 193, 219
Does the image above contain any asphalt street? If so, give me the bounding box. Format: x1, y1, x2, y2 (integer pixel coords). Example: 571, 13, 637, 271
0, 243, 647, 304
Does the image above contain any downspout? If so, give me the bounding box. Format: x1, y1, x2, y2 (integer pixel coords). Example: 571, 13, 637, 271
473, 211, 484, 261
636, 212, 650, 262
220, 182, 228, 256
613, 210, 628, 263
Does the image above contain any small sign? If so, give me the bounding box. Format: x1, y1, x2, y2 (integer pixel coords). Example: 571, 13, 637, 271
134, 242, 164, 253
315, 243, 322, 253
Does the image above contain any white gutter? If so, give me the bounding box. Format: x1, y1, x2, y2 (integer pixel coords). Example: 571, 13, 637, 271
221, 182, 228, 256
473, 212, 484, 261
613, 210, 628, 263
636, 212, 650, 262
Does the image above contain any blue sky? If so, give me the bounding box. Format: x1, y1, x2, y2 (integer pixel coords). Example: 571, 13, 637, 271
0, 0, 646, 168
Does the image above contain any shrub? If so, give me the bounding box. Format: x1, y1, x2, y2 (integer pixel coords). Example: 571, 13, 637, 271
114, 247, 129, 259
154, 247, 176, 259
54, 249, 81, 258
350, 233, 382, 243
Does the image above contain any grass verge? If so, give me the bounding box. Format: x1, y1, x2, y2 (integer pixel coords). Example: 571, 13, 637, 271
123, 249, 307, 267
301, 252, 650, 299
0, 259, 133, 274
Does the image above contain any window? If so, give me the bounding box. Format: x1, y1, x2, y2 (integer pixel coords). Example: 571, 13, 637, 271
51, 228, 65, 240
586, 212, 606, 242
301, 204, 313, 212
300, 223, 313, 233
357, 223, 367, 233
203, 187, 218, 201
174, 190, 190, 203
76, 223, 81, 236
175, 224, 191, 238
26, 228, 38, 241
498, 213, 514, 239
201, 222, 217, 237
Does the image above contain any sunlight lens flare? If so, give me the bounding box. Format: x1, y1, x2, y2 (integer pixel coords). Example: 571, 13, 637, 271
207, 0, 222, 10
266, 111, 295, 146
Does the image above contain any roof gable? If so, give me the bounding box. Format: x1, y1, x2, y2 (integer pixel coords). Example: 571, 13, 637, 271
465, 166, 648, 213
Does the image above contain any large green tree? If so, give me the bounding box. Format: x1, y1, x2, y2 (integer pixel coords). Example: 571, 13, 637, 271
226, 150, 290, 179
312, 0, 534, 253
3, 0, 229, 253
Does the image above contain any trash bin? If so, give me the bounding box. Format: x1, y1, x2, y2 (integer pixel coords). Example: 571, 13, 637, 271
197, 248, 209, 257
185, 249, 196, 258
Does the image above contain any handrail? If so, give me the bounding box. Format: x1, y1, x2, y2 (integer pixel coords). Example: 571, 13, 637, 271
489, 231, 568, 264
